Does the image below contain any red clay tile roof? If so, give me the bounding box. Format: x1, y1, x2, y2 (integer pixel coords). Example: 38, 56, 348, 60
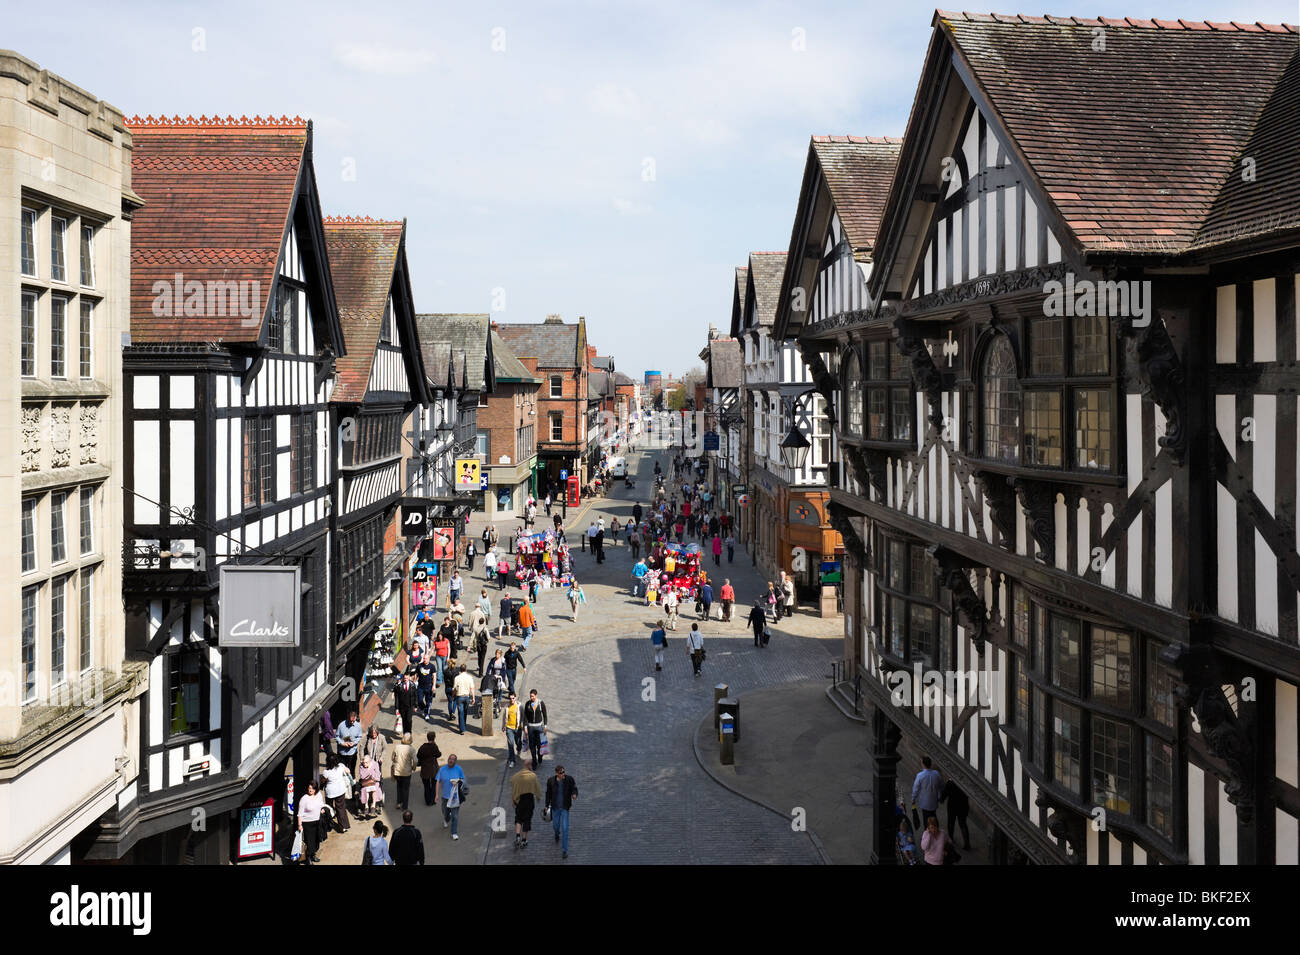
128, 115, 308, 342
809, 137, 902, 253
936, 13, 1300, 254
323, 217, 405, 403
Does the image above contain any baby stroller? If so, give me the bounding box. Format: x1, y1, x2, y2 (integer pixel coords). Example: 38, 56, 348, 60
474, 672, 505, 721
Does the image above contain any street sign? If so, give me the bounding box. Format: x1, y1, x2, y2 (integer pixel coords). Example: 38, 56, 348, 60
455, 457, 481, 488
703, 431, 719, 451
559, 469, 568, 481
820, 560, 843, 584
480, 472, 489, 490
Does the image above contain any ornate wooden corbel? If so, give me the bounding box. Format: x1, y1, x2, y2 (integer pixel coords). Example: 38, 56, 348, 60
1128, 314, 1186, 464
827, 500, 870, 567
1035, 792, 1085, 863
843, 444, 888, 500
928, 545, 989, 654
1164, 643, 1255, 824
973, 470, 1017, 545
796, 340, 841, 431
1010, 476, 1056, 562
893, 319, 946, 429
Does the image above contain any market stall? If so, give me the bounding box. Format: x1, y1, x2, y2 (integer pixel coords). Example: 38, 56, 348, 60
513, 530, 575, 590
644, 541, 705, 605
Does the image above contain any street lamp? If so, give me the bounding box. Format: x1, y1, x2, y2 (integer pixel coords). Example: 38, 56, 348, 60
780, 424, 812, 471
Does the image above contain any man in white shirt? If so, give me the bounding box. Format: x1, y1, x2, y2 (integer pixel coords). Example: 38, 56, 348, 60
451, 665, 477, 735
685, 623, 704, 677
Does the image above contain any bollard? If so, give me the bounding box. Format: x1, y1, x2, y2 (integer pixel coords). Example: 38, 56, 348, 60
719, 713, 735, 765
716, 697, 740, 744
481, 695, 494, 737
713, 683, 730, 729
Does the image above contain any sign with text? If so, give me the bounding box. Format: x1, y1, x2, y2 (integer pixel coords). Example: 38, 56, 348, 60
401, 501, 430, 537
431, 527, 455, 561
456, 457, 481, 488
237, 799, 276, 860
703, 431, 720, 451
412, 562, 438, 608
218, 565, 300, 647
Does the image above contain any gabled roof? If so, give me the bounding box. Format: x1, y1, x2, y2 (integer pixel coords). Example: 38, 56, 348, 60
128, 115, 342, 345
416, 314, 493, 394
925, 12, 1300, 256
490, 330, 540, 384
729, 266, 749, 338
706, 339, 743, 389
496, 319, 582, 368
324, 217, 428, 404
588, 369, 612, 399
745, 252, 787, 329
592, 355, 614, 371
809, 137, 903, 253
613, 371, 637, 388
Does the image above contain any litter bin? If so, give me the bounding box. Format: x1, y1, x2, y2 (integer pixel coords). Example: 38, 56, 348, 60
716, 696, 739, 744
719, 712, 735, 765
713, 683, 730, 729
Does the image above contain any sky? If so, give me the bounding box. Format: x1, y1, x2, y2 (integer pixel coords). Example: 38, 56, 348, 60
9, 0, 1298, 378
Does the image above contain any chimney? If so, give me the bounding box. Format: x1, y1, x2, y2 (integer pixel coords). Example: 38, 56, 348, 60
543, 313, 564, 325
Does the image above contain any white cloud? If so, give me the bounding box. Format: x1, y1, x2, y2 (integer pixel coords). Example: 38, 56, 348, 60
613, 197, 653, 215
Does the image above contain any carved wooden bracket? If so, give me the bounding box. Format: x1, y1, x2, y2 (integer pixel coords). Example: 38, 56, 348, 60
928, 545, 990, 654
1010, 476, 1056, 562
1035, 792, 1085, 863
796, 340, 840, 431
1127, 314, 1186, 465
1165, 643, 1255, 824
973, 469, 1017, 545
827, 500, 870, 567
894, 320, 945, 429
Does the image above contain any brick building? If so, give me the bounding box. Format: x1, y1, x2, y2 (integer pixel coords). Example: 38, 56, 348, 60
476, 329, 539, 519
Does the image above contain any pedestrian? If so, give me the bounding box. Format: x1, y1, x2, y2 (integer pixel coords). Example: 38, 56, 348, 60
523, 689, 548, 770
630, 529, 641, 560
435, 753, 467, 840
362, 724, 385, 767
631, 558, 649, 597
502, 691, 523, 767
567, 580, 586, 622
896, 818, 919, 865
545, 765, 578, 859
780, 571, 796, 619
517, 598, 537, 650
393, 668, 416, 736
511, 764, 543, 849
941, 778, 972, 850
487, 650, 508, 707
686, 623, 704, 677
452, 664, 477, 735
544, 492, 552, 516
335, 710, 363, 776
711, 534, 722, 567
433, 630, 452, 688
725, 533, 735, 564
416, 657, 436, 720
296, 780, 324, 864
921, 815, 952, 866
357, 754, 383, 819
699, 580, 714, 620
633, 501, 643, 525
611, 517, 621, 542
362, 820, 393, 865
485, 547, 497, 585
320, 753, 353, 834
719, 579, 735, 623
466, 539, 477, 572
482, 524, 493, 553
388, 810, 425, 865
417, 731, 442, 806
319, 710, 336, 758
595, 526, 606, 563
477, 588, 492, 622
911, 756, 944, 829
389, 731, 417, 811
504, 643, 525, 696
747, 600, 768, 647
765, 581, 779, 620
497, 555, 510, 590
449, 570, 464, 608
663, 587, 679, 630
471, 607, 491, 674
498, 592, 513, 639
528, 575, 540, 604
650, 619, 667, 671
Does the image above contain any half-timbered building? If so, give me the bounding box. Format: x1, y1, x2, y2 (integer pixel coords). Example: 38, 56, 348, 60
735, 250, 839, 599
104, 115, 346, 863
323, 216, 428, 701
777, 13, 1300, 865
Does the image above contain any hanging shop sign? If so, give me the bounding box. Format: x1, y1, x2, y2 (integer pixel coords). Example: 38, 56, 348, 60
455, 458, 481, 488
401, 501, 430, 538
218, 565, 300, 647
412, 562, 439, 608
431, 527, 455, 561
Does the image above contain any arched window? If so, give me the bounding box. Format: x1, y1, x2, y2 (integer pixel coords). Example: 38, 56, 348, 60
844, 350, 863, 435
983, 335, 1020, 463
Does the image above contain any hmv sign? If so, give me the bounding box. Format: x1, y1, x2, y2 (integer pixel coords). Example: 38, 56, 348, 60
218, 565, 301, 647
401, 501, 431, 538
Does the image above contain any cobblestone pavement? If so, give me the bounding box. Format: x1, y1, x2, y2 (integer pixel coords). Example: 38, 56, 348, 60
478, 445, 839, 865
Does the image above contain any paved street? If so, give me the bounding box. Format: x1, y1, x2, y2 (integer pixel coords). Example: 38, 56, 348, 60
312, 442, 841, 864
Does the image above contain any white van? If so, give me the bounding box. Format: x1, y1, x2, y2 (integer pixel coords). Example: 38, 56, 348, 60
610, 456, 628, 480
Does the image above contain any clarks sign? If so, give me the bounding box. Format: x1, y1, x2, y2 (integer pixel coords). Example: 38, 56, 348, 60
219, 565, 300, 647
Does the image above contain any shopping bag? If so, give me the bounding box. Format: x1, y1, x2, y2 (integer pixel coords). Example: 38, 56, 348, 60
394, 712, 403, 736
290, 830, 304, 862
539, 731, 550, 756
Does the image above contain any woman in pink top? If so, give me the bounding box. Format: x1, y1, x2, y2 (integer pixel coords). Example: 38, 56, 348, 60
297, 780, 325, 865
920, 815, 949, 866
711, 535, 722, 566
